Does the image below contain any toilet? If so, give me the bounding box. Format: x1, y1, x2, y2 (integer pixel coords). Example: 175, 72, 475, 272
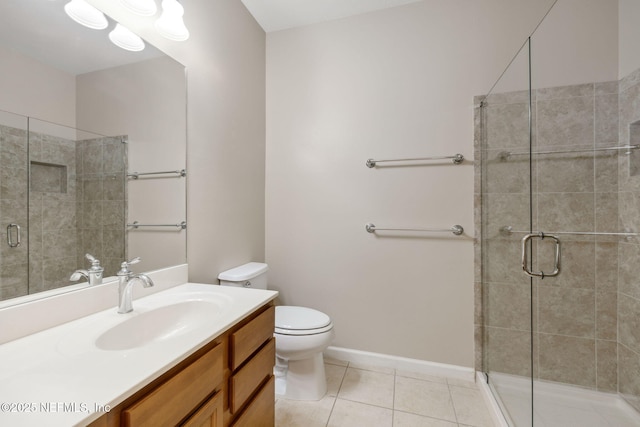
218, 262, 335, 401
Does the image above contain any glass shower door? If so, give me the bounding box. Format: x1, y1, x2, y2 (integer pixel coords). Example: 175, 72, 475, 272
480, 39, 534, 426
0, 110, 29, 299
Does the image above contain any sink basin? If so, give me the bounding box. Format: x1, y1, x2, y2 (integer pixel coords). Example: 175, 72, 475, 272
96, 300, 224, 351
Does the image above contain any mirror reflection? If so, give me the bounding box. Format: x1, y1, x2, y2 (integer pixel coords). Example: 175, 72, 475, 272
0, 0, 187, 303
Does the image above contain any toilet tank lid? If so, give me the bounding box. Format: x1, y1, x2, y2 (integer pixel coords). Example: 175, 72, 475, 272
218, 262, 268, 281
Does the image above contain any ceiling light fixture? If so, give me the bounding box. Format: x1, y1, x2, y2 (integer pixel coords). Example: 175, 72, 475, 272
64, 0, 108, 30
119, 0, 158, 17
108, 23, 146, 52
155, 0, 189, 41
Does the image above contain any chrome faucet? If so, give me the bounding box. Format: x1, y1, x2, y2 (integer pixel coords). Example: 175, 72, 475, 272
117, 257, 154, 314
70, 253, 104, 286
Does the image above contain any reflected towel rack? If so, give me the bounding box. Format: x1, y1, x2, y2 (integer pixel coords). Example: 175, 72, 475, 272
500, 225, 638, 238
498, 144, 639, 161
128, 169, 186, 179
128, 221, 187, 230
366, 223, 464, 236
366, 154, 464, 168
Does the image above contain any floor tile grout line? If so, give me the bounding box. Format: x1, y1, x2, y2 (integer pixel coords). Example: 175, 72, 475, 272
448, 382, 461, 426
325, 360, 350, 427
391, 368, 396, 426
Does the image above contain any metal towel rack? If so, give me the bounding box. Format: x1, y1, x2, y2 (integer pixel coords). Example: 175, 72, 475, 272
366, 154, 464, 168
128, 221, 187, 230
128, 169, 187, 179
498, 144, 639, 161
366, 223, 464, 236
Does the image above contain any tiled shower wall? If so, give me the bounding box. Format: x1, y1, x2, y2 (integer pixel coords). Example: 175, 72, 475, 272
476, 67, 640, 408
0, 127, 125, 299
29, 131, 79, 293
475, 67, 640, 410
617, 68, 640, 411
75, 136, 127, 280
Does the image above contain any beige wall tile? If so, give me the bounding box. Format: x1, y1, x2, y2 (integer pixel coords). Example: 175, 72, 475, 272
619, 344, 640, 412
619, 294, 640, 354
596, 340, 617, 392
538, 287, 595, 337
538, 334, 596, 388
485, 327, 532, 377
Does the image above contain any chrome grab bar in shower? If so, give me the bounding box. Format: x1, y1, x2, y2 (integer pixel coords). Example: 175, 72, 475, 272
365, 223, 464, 236
366, 153, 464, 168
6, 223, 21, 248
127, 169, 186, 179
127, 221, 187, 230
521, 232, 561, 279
498, 144, 640, 160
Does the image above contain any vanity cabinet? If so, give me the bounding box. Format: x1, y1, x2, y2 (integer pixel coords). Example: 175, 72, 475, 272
227, 306, 275, 425
87, 303, 275, 427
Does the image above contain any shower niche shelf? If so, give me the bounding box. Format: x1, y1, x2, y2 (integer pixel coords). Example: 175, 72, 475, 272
30, 161, 67, 194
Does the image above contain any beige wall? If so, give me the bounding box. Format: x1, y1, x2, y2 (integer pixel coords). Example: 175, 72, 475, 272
620, 0, 640, 79
265, 1, 557, 366
531, 0, 618, 88
0, 44, 76, 127
89, 0, 266, 283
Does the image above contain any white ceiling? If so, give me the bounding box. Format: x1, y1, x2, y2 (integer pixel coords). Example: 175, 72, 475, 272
241, 0, 424, 33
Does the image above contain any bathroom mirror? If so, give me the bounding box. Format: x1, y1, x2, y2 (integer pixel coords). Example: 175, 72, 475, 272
0, 0, 187, 304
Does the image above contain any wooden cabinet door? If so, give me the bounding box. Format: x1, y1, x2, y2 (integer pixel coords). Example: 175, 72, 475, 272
181, 392, 223, 427
230, 306, 275, 371
123, 344, 223, 426
231, 376, 275, 427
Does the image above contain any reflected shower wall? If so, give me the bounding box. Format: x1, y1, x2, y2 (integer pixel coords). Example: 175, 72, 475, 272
0, 121, 28, 299
0, 116, 126, 300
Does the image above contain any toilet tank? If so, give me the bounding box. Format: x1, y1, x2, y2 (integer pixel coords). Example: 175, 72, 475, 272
218, 262, 268, 289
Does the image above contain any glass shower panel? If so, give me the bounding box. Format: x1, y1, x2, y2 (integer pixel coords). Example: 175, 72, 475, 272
480, 40, 533, 426
525, 0, 640, 425
0, 110, 29, 299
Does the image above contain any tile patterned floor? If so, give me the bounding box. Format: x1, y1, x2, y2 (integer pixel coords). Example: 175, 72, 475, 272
275, 358, 496, 427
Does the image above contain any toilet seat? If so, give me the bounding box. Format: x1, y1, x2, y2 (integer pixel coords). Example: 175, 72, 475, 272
275, 306, 333, 336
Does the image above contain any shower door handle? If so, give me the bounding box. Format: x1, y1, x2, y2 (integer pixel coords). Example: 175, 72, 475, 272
521, 233, 560, 279
6, 223, 21, 248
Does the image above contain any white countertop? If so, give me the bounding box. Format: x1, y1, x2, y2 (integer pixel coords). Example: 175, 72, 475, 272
0, 283, 278, 427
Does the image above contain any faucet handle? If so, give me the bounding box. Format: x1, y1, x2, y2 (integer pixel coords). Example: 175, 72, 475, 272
125, 257, 141, 266
118, 257, 141, 275
85, 253, 103, 270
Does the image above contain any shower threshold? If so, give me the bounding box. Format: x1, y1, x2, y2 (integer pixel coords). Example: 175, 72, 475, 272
487, 373, 640, 427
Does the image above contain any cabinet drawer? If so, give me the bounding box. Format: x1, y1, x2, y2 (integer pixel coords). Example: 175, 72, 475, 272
123, 343, 224, 427
180, 391, 223, 427
230, 306, 274, 371
231, 375, 275, 427
230, 338, 275, 414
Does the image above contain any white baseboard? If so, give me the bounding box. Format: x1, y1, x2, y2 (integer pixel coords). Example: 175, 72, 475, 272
324, 346, 475, 382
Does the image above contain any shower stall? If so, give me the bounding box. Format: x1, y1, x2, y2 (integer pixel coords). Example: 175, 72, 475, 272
476, 1, 640, 425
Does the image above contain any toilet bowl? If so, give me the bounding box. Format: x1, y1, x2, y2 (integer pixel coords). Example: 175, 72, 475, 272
218, 262, 334, 401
